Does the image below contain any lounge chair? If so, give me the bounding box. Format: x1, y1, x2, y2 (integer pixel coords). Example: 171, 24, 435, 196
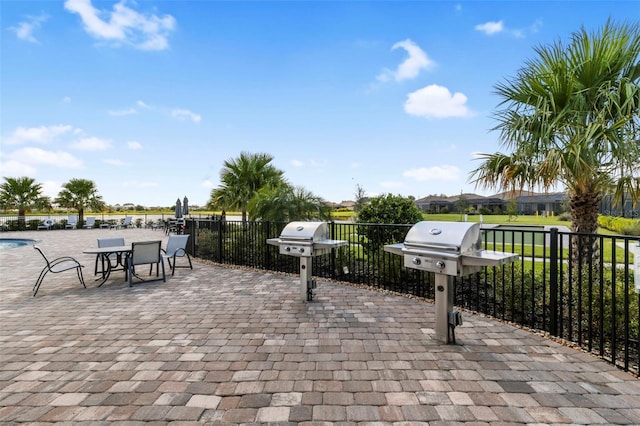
37, 219, 54, 231
95, 237, 126, 278
161, 234, 193, 275
128, 240, 165, 286
83, 217, 96, 229
65, 216, 78, 229
33, 245, 85, 296
113, 216, 133, 229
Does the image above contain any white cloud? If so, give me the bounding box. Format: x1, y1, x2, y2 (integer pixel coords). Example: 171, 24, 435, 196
8, 147, 83, 169
475, 20, 504, 35
377, 39, 434, 82
127, 141, 142, 150
104, 159, 128, 166
404, 84, 473, 118
136, 100, 151, 109
9, 14, 48, 43
70, 136, 112, 150
530, 19, 543, 33
64, 0, 176, 51
41, 180, 63, 198
0, 159, 37, 176
171, 109, 201, 123
475, 19, 540, 38
403, 165, 461, 182
4, 124, 74, 145
62, 96, 72, 103
201, 179, 215, 189
108, 107, 137, 116
291, 159, 304, 167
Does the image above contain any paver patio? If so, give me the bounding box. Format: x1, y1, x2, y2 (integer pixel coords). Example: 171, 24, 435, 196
1, 228, 639, 424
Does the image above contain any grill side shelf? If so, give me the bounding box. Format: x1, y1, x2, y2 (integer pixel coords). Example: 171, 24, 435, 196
461, 251, 519, 267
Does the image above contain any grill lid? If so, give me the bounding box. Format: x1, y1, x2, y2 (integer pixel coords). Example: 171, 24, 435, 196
278, 221, 329, 242
403, 221, 481, 254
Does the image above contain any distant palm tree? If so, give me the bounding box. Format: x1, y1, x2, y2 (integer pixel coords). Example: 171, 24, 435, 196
248, 183, 331, 222
55, 178, 105, 223
0, 176, 50, 228
208, 152, 284, 222
470, 20, 640, 261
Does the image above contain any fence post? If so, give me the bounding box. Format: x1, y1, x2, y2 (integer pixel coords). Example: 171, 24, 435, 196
330, 221, 336, 280
549, 227, 559, 336
217, 218, 223, 263
265, 221, 271, 271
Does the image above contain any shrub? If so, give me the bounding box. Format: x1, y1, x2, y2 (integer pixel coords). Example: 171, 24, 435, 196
598, 215, 640, 236
357, 194, 422, 254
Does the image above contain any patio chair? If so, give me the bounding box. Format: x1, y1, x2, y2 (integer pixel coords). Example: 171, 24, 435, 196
128, 240, 165, 286
161, 234, 192, 276
65, 216, 78, 229
37, 219, 54, 231
95, 237, 126, 277
83, 217, 96, 229
113, 216, 133, 229
33, 245, 85, 296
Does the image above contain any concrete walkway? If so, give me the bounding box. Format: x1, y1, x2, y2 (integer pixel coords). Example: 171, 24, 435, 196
1, 229, 639, 425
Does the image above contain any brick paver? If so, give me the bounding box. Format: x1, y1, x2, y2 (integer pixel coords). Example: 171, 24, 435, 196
0, 228, 639, 424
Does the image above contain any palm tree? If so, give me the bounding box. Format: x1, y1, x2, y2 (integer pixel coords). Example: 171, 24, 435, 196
55, 178, 105, 223
208, 152, 285, 222
248, 183, 331, 222
0, 176, 50, 228
470, 20, 640, 261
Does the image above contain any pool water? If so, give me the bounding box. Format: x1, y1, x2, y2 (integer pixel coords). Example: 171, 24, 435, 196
0, 238, 37, 250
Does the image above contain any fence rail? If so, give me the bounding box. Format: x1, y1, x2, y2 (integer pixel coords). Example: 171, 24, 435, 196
185, 219, 639, 375
0, 213, 217, 231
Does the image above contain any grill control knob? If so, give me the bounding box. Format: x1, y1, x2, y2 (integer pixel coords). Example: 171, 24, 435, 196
436, 260, 446, 269
285, 247, 291, 252
412, 257, 421, 265
298, 247, 305, 253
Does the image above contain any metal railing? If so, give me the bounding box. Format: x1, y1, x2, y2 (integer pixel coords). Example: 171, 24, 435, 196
0, 213, 216, 231
185, 219, 639, 375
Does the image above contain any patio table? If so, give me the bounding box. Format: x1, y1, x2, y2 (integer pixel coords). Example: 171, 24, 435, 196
83, 245, 131, 286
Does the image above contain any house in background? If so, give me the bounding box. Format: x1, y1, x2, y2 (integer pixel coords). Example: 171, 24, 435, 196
415, 191, 569, 216
513, 192, 567, 216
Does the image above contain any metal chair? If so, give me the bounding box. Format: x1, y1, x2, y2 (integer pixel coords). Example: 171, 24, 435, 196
95, 237, 126, 278
83, 217, 96, 229
161, 234, 192, 275
128, 240, 165, 286
113, 216, 133, 229
33, 245, 85, 296
37, 219, 54, 231
65, 216, 78, 229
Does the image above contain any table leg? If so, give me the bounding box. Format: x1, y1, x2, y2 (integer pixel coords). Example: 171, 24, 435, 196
96, 253, 112, 287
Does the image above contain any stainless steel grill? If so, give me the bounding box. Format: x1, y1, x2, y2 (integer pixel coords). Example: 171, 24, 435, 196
267, 221, 347, 301
384, 221, 519, 343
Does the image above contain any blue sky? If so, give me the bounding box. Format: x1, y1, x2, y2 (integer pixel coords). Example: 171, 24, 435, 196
1, 1, 637, 208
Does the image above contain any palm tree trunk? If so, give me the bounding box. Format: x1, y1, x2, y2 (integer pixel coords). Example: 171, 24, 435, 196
569, 190, 601, 266
18, 208, 26, 230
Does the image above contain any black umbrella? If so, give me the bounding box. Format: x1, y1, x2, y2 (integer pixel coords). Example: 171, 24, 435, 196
175, 198, 183, 219
183, 196, 189, 216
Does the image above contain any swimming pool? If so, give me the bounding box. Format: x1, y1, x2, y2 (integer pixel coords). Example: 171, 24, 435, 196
0, 238, 37, 250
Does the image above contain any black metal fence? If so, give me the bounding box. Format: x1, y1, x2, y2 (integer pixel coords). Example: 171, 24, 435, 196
185, 219, 640, 375
0, 214, 215, 231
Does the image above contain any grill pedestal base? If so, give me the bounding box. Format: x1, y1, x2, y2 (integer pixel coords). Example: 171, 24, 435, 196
300, 257, 313, 301
435, 274, 455, 344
